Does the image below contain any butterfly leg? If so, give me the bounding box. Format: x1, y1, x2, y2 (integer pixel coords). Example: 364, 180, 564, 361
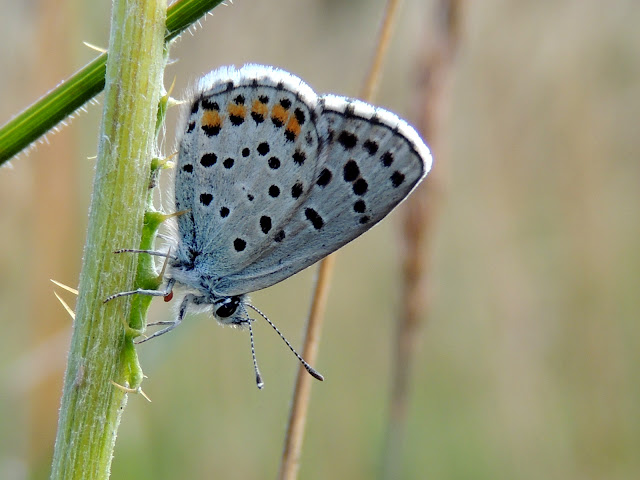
113, 248, 178, 260
136, 292, 195, 344
103, 278, 176, 303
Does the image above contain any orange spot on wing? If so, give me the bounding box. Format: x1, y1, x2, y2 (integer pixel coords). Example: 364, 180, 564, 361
271, 104, 289, 126
227, 103, 246, 119
285, 116, 301, 140
252, 99, 268, 117
202, 110, 222, 128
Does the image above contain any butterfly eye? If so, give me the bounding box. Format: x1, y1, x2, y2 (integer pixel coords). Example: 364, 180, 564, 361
215, 296, 241, 318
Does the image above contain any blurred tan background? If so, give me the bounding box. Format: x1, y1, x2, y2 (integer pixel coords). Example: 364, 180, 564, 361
1, 0, 639, 479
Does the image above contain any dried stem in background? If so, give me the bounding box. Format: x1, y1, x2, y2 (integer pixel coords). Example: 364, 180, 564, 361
278, 1, 406, 479
361, 0, 405, 102
278, 255, 335, 480
381, 1, 462, 478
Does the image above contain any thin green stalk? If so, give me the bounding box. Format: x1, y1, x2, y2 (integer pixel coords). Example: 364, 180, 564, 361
49, 0, 167, 477
0, 0, 225, 165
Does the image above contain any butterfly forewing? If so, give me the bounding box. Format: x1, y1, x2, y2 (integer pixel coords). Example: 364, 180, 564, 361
213, 94, 431, 296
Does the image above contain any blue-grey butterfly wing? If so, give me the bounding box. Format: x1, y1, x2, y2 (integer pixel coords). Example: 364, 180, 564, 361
174, 65, 326, 286
213, 94, 432, 296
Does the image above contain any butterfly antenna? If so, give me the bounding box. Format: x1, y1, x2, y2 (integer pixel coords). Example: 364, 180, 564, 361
248, 320, 265, 389
246, 304, 324, 382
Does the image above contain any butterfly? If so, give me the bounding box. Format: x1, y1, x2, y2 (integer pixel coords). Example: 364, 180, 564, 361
107, 64, 432, 387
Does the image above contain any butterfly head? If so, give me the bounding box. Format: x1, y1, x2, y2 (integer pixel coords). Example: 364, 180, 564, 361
212, 295, 250, 326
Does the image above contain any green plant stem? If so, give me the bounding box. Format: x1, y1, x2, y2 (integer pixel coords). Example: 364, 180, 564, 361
49, 0, 167, 478
0, 0, 225, 165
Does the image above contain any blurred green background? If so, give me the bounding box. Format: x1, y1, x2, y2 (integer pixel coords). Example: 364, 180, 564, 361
1, 0, 639, 478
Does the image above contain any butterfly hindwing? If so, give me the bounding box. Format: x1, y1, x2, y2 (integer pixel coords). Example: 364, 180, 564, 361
175, 66, 325, 283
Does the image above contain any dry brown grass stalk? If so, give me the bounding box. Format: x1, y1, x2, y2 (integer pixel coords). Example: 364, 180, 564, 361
381, 0, 462, 478
278, 1, 408, 478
